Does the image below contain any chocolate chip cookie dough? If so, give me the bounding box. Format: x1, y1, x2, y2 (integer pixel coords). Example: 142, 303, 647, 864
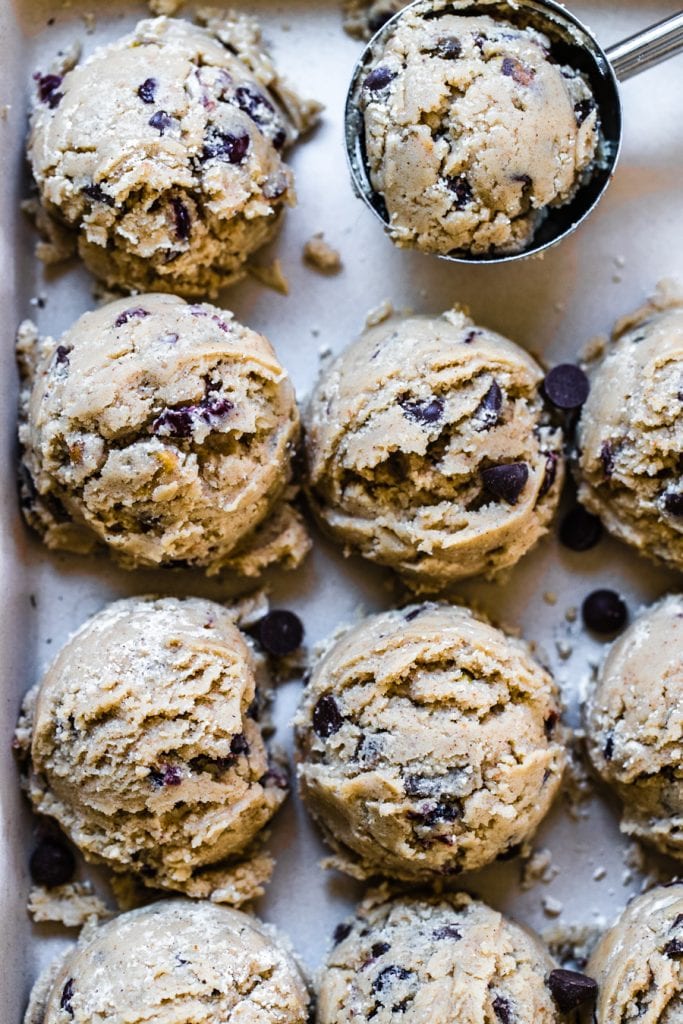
358, 3, 600, 256
319, 889, 564, 1024
584, 884, 683, 1024
295, 603, 566, 881
14, 596, 288, 904
17, 293, 310, 576
303, 307, 564, 589
585, 594, 683, 860
27, 13, 320, 295
24, 899, 310, 1024
577, 290, 683, 572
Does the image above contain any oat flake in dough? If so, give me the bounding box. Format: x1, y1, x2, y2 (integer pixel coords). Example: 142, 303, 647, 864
28, 14, 320, 296
15, 596, 288, 903
24, 898, 310, 1024
303, 306, 564, 589
319, 889, 563, 1024
18, 293, 309, 575
295, 603, 566, 881
360, 6, 600, 256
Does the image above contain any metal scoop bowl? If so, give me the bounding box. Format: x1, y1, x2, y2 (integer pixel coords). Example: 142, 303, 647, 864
345, 0, 683, 264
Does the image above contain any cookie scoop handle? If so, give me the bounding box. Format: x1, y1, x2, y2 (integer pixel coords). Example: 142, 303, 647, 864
606, 10, 683, 81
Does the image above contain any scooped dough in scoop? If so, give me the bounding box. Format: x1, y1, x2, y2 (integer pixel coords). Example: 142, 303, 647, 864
24, 899, 310, 1024
359, 5, 600, 256
303, 306, 564, 589
17, 293, 309, 576
15, 596, 289, 904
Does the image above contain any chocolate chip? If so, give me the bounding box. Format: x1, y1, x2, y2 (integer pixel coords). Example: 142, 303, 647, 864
114, 306, 149, 328
404, 607, 423, 622
149, 763, 182, 787
152, 407, 195, 438
432, 36, 462, 59
538, 451, 558, 499
272, 127, 287, 151
61, 979, 75, 1017
663, 490, 683, 516
312, 695, 343, 738
333, 921, 353, 944
170, 197, 191, 240
600, 442, 615, 477
372, 942, 391, 957
137, 77, 158, 104
475, 380, 502, 428
369, 11, 393, 32
254, 610, 304, 656
481, 463, 529, 505
574, 98, 596, 125
432, 924, 462, 940
29, 837, 76, 888
546, 969, 598, 1013
202, 396, 234, 422
160, 332, 179, 345
501, 57, 535, 85
35, 72, 63, 108
492, 995, 512, 1024
474, 32, 487, 52
559, 506, 603, 551
408, 801, 461, 827
364, 66, 396, 91
372, 966, 413, 992
148, 110, 175, 134
512, 173, 533, 193
665, 939, 683, 959
260, 765, 289, 790
603, 733, 614, 760
400, 396, 444, 424
497, 842, 523, 861
54, 345, 71, 367
543, 364, 590, 410
582, 589, 628, 635
202, 128, 250, 164
81, 182, 115, 207
235, 85, 276, 124
230, 733, 249, 756
544, 710, 559, 739
447, 174, 473, 209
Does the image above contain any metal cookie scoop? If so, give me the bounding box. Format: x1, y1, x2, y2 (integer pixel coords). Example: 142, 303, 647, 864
345, 0, 683, 264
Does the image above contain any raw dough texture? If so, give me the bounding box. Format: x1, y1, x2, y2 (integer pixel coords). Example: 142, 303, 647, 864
585, 884, 683, 1024
24, 898, 310, 1024
15, 596, 288, 903
28, 14, 320, 296
18, 294, 310, 576
303, 307, 564, 589
577, 294, 683, 571
585, 594, 683, 860
319, 889, 562, 1024
295, 602, 566, 881
359, 5, 600, 256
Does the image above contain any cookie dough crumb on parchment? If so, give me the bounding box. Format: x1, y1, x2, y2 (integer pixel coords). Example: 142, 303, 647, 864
28, 881, 110, 927
303, 234, 342, 274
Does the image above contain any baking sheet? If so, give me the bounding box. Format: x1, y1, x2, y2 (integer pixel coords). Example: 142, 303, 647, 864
0, 0, 681, 1020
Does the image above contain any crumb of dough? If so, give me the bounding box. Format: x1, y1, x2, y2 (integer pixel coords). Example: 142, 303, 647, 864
81, 12, 95, 33
364, 298, 393, 327
303, 234, 342, 274
521, 847, 558, 890
28, 882, 111, 927
565, 606, 578, 623
248, 258, 290, 295
543, 591, 558, 606
562, 730, 594, 818
149, 0, 184, 13
543, 896, 564, 917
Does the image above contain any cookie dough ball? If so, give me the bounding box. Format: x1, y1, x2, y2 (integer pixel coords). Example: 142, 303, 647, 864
15, 596, 288, 903
18, 293, 309, 575
585, 884, 683, 1024
358, 6, 600, 256
585, 594, 683, 859
320, 891, 563, 1024
28, 15, 318, 295
303, 307, 564, 589
24, 899, 310, 1024
295, 603, 565, 881
577, 298, 683, 571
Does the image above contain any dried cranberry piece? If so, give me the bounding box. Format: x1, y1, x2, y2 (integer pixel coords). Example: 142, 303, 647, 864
546, 969, 597, 1013
364, 66, 396, 91
501, 57, 535, 85
400, 396, 444, 424
29, 837, 76, 888
447, 175, 473, 208
312, 695, 343, 738
202, 128, 250, 164
137, 77, 158, 104
481, 463, 529, 505
35, 72, 63, 108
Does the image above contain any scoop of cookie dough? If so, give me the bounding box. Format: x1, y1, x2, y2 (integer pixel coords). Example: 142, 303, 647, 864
295, 602, 565, 881
319, 889, 563, 1024
585, 594, 683, 860
15, 596, 288, 903
28, 14, 319, 295
24, 899, 310, 1024
585, 884, 683, 1024
303, 307, 563, 589
359, 5, 600, 256
577, 296, 683, 572
18, 293, 309, 575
